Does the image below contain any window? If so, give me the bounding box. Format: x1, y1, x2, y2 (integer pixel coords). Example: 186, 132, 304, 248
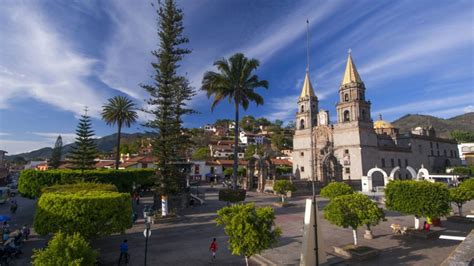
391, 159, 395, 167
381, 158, 386, 167
455, 151, 458, 158
345, 168, 350, 174
320, 150, 324, 155
437, 150, 440, 156
450, 150, 453, 158
300, 119, 305, 129
300, 166, 305, 172
359, 92, 363, 100
418, 145, 422, 154
301, 105, 304, 112
443, 150, 447, 157
344, 149, 349, 154
343, 110, 350, 122
430, 142, 433, 148
431, 150, 434, 156
361, 110, 366, 120
436, 143, 439, 149
344, 93, 349, 102
300, 152, 304, 156
398, 159, 401, 166
405, 159, 408, 167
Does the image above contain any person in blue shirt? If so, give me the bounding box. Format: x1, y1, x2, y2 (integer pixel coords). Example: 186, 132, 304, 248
118, 239, 129, 264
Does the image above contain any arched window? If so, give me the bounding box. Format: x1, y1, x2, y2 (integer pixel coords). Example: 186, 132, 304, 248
300, 119, 305, 129
343, 110, 350, 122
344, 93, 349, 102
301, 105, 304, 112
361, 110, 366, 120
359, 92, 363, 100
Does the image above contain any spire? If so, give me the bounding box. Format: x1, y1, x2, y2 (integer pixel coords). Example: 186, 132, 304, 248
341, 50, 362, 85
299, 19, 316, 99
300, 72, 316, 98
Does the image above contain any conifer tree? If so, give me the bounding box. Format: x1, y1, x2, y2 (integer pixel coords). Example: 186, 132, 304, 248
141, 0, 194, 215
69, 108, 97, 172
49, 135, 63, 169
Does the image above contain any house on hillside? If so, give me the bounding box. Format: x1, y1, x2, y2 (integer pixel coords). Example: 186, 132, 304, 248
458, 143, 474, 166
190, 160, 223, 181
239, 131, 265, 145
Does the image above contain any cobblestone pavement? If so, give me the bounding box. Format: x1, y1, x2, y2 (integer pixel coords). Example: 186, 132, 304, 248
4, 186, 474, 265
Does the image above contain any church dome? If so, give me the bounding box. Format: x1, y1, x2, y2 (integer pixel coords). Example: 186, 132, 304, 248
374, 114, 394, 129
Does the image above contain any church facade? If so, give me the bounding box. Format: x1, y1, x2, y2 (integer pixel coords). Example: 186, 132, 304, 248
292, 53, 461, 182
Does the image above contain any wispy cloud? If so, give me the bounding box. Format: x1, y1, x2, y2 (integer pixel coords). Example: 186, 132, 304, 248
0, 3, 107, 117
265, 94, 299, 122
0, 139, 52, 155
31, 132, 76, 145
0, 132, 11, 136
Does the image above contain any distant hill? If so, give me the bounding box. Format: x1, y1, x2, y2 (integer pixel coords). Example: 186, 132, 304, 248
392, 112, 474, 138
7, 133, 152, 161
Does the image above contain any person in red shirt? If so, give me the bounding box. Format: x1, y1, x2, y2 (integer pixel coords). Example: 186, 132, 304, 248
209, 238, 218, 260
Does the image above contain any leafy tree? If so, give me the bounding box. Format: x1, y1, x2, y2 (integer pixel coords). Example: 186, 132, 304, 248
32, 231, 98, 266
34, 183, 132, 239
244, 144, 263, 160
449, 187, 472, 216
324, 193, 384, 246
451, 167, 471, 176
238, 166, 246, 177
202, 53, 269, 190
49, 135, 63, 169
216, 203, 281, 266
240, 115, 257, 132
191, 147, 210, 161
459, 178, 474, 197
256, 117, 271, 128
141, 0, 193, 215
275, 166, 292, 176
102, 96, 138, 170
450, 130, 474, 143
223, 167, 233, 177
285, 121, 296, 129
320, 182, 353, 200
68, 109, 97, 173
271, 132, 292, 151
214, 119, 233, 129
273, 119, 284, 128
273, 180, 297, 203
385, 180, 450, 228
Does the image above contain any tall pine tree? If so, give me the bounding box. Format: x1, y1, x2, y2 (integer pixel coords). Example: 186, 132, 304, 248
49, 135, 63, 169
142, 0, 194, 214
69, 108, 97, 172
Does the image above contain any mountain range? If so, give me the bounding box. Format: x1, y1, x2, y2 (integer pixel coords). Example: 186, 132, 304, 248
7, 112, 473, 161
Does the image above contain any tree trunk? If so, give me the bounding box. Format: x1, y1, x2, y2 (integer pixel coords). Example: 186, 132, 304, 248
115, 123, 122, 170
281, 195, 285, 203
457, 203, 463, 216
161, 195, 168, 217
245, 256, 249, 266
233, 102, 239, 190
352, 229, 358, 246
414, 216, 420, 229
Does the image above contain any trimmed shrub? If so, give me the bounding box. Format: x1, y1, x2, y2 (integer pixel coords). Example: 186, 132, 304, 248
451, 167, 471, 176
385, 180, 450, 220
32, 231, 98, 265
34, 185, 132, 239
41, 182, 117, 194
273, 180, 296, 203
320, 182, 353, 200
459, 178, 474, 197
19, 169, 155, 198
218, 188, 246, 203
449, 187, 472, 216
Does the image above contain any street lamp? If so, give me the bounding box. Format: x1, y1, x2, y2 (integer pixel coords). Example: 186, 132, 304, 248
144, 216, 152, 265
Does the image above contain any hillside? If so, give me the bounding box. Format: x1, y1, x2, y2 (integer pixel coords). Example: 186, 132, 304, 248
7, 133, 152, 161
392, 112, 474, 138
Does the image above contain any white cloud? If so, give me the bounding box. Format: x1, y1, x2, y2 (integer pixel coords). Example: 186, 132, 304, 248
0, 3, 107, 117
0, 132, 11, 136
265, 94, 299, 122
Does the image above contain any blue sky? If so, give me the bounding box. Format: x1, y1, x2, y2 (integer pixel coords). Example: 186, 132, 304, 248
0, 0, 473, 154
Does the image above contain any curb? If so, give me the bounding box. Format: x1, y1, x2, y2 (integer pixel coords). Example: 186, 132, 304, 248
251, 254, 277, 265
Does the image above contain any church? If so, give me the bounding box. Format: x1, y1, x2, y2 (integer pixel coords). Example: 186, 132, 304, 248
292, 53, 461, 183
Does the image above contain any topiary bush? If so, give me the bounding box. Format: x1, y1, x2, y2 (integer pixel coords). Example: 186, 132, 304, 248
32, 231, 98, 266
385, 180, 450, 228
459, 178, 474, 197
34, 183, 132, 239
273, 180, 297, 203
19, 169, 155, 198
41, 182, 117, 194
218, 188, 246, 203
320, 182, 353, 200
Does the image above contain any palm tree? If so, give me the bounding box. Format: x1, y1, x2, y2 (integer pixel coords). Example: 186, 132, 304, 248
202, 53, 269, 189
101, 96, 138, 170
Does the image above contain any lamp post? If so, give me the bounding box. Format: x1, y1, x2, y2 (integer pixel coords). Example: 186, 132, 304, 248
144, 216, 151, 265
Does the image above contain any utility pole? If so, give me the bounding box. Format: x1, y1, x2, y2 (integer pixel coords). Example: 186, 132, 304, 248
307, 18, 319, 266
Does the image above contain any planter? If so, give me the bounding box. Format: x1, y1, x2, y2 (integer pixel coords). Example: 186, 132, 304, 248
446, 216, 474, 224
333, 244, 379, 261
363, 230, 373, 240
407, 228, 445, 240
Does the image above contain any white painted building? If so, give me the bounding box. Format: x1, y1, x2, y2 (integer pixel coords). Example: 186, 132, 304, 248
191, 160, 223, 181
239, 131, 265, 145
458, 143, 474, 165
203, 124, 217, 133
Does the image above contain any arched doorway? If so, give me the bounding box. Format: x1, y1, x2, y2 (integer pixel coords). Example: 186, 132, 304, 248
322, 154, 342, 183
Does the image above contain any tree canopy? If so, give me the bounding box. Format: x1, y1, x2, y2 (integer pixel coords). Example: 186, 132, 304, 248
320, 182, 354, 200
215, 203, 281, 265
49, 135, 63, 169
450, 130, 474, 143
68, 110, 97, 172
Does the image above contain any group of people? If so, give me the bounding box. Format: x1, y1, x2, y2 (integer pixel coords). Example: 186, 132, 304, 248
0, 221, 29, 259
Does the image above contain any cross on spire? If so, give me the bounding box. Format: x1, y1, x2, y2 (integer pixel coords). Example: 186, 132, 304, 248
348, 48, 352, 54
306, 19, 310, 73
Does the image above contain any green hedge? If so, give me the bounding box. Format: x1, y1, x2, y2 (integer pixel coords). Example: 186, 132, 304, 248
219, 188, 246, 203
34, 186, 132, 239
19, 169, 155, 198
385, 180, 450, 219
41, 182, 117, 194
320, 182, 354, 200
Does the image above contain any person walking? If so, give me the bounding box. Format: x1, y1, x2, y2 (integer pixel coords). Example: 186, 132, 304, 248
209, 238, 218, 260
118, 239, 129, 264
21, 224, 30, 240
